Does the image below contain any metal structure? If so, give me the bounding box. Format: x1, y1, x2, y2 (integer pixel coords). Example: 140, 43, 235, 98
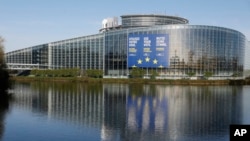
7, 63, 42, 70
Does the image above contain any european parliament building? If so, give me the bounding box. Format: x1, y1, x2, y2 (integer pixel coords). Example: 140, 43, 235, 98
5, 14, 247, 79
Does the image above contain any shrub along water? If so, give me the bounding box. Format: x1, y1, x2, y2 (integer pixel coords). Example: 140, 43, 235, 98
31, 68, 80, 77
30, 68, 104, 78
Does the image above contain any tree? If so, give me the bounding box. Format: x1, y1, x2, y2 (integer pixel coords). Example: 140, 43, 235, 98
187, 72, 196, 77
130, 68, 145, 78
150, 70, 158, 79
232, 72, 240, 77
0, 36, 10, 92
204, 71, 213, 79
86, 69, 103, 78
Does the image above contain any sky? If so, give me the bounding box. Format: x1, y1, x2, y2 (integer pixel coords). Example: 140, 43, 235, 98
1, 0, 250, 53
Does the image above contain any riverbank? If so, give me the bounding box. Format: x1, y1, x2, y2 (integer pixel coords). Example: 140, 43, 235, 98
11, 76, 250, 85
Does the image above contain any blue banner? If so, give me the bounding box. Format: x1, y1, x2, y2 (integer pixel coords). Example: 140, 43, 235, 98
128, 34, 169, 68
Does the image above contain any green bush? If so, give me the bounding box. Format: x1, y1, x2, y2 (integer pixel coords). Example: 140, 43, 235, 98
130, 68, 146, 78
186, 72, 196, 77
31, 68, 80, 77
204, 71, 213, 79
85, 69, 103, 78
150, 70, 158, 79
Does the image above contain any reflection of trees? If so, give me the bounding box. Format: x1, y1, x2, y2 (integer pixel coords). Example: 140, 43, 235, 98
31, 82, 103, 95
0, 92, 11, 140
169, 55, 186, 73
129, 84, 144, 96
129, 84, 157, 96
166, 49, 242, 77
172, 54, 218, 74
0, 69, 10, 93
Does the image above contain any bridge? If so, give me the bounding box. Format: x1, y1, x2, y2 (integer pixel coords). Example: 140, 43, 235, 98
6, 63, 48, 70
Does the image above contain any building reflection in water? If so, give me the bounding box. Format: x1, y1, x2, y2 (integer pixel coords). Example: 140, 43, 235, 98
11, 82, 243, 141
125, 85, 242, 140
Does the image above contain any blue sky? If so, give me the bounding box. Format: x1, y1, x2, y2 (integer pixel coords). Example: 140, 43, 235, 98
1, 0, 250, 52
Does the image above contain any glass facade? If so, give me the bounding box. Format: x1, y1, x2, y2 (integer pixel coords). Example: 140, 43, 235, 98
48, 34, 104, 70
6, 44, 48, 69
121, 15, 188, 28
104, 31, 127, 76
103, 25, 246, 78
5, 15, 247, 79
245, 41, 250, 70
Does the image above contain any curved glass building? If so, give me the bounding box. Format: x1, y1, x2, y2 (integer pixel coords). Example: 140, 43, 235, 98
5, 14, 247, 79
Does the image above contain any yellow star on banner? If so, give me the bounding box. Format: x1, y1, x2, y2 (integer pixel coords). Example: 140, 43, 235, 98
145, 57, 150, 62
159, 65, 163, 68
153, 59, 158, 64
137, 59, 143, 64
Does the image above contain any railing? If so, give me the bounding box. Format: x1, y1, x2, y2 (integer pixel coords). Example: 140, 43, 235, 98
6, 63, 48, 70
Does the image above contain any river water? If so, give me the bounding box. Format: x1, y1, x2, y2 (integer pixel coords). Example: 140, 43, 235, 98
1, 82, 250, 141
